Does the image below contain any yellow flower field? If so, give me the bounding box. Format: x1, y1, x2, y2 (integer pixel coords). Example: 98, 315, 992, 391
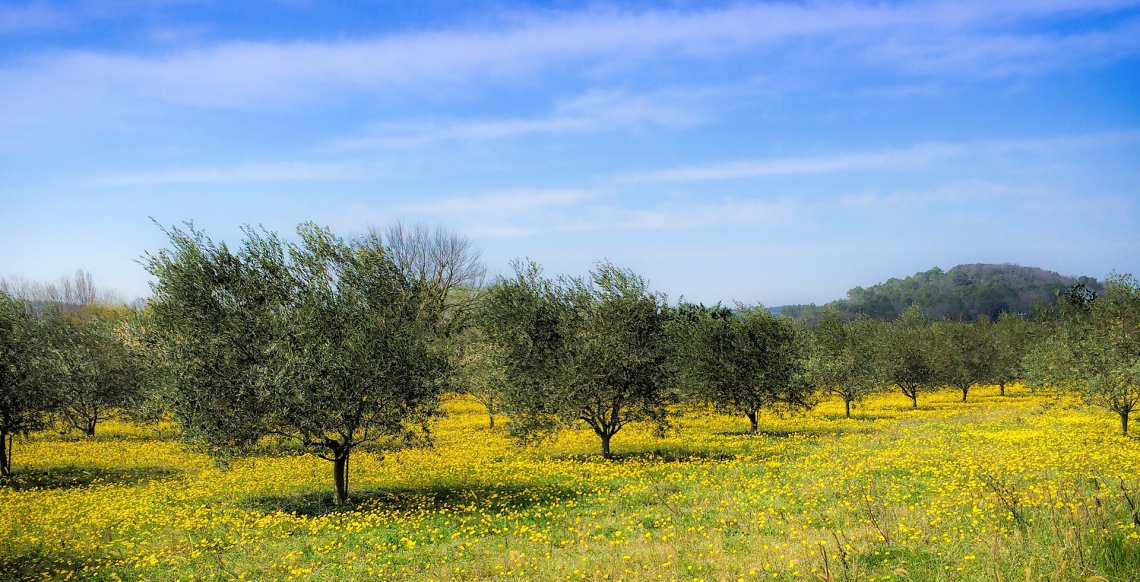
2, 386, 1139, 581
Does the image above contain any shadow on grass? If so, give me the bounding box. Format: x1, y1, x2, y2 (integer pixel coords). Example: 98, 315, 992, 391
545, 448, 738, 464
816, 412, 900, 422
716, 424, 876, 438
0, 465, 181, 491
0, 547, 103, 582
244, 481, 583, 519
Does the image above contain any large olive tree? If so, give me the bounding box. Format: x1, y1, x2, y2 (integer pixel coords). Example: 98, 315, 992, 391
145, 222, 445, 502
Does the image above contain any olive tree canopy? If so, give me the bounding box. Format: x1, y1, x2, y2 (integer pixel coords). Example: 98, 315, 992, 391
1025, 274, 1140, 435
808, 312, 883, 418
144, 222, 445, 502
686, 305, 815, 432
0, 292, 59, 476
480, 261, 675, 458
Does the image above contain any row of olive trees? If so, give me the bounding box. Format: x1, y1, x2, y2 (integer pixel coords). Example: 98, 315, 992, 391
804, 275, 1140, 435
459, 260, 814, 458
4, 220, 1137, 506
807, 307, 1033, 416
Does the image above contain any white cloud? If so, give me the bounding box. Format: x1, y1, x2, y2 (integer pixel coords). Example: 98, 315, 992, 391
0, 3, 67, 34
626, 143, 964, 181
393, 188, 795, 238
626, 130, 1140, 182
93, 161, 361, 185
2, 0, 1138, 114
330, 88, 709, 148
398, 189, 594, 215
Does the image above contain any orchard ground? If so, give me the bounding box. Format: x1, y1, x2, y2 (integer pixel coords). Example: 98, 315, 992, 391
2, 386, 1139, 581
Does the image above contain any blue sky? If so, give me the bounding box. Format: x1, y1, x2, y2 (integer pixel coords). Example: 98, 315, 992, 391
1, 0, 1138, 305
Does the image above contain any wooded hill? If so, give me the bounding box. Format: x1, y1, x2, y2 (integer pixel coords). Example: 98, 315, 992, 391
777, 263, 1101, 325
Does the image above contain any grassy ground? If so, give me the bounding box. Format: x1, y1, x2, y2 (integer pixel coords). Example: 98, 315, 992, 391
2, 385, 1139, 581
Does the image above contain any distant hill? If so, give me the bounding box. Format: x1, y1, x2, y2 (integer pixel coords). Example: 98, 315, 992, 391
777, 263, 1101, 325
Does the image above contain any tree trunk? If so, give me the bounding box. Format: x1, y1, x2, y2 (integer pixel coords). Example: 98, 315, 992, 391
0, 430, 10, 477
333, 450, 350, 504
488, 411, 495, 429
746, 411, 759, 434
599, 432, 613, 460
908, 390, 918, 409
85, 418, 96, 437
999, 382, 1006, 397
1121, 411, 1130, 436
845, 399, 852, 418
961, 385, 969, 402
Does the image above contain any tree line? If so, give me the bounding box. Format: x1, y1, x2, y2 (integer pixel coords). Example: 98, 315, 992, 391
778, 263, 1103, 325
1, 222, 1137, 503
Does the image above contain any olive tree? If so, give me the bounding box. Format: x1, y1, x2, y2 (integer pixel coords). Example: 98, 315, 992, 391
687, 305, 815, 432
145, 222, 445, 502
990, 311, 1030, 396
0, 291, 58, 476
931, 317, 995, 403
43, 309, 143, 436
809, 312, 883, 418
480, 261, 675, 458
1025, 274, 1140, 435
450, 325, 505, 428
880, 305, 935, 409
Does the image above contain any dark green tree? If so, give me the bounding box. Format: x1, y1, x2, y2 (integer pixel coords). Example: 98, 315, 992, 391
145, 222, 444, 502
990, 312, 1030, 396
687, 305, 815, 432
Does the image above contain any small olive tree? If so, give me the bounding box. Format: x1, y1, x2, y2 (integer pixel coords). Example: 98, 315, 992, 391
879, 305, 935, 409
809, 312, 883, 418
990, 312, 1030, 396
448, 325, 505, 428
0, 291, 58, 476
43, 309, 143, 436
480, 261, 675, 458
688, 305, 815, 432
1025, 274, 1140, 435
931, 317, 995, 403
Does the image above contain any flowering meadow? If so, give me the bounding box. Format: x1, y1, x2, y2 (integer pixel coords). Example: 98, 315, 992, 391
2, 386, 1139, 581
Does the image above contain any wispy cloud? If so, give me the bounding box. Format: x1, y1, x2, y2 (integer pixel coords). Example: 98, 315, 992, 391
3, 0, 1138, 113
626, 144, 963, 181
331, 89, 709, 148
393, 188, 795, 238
398, 189, 593, 215
0, 3, 67, 34
626, 130, 1140, 182
93, 161, 361, 185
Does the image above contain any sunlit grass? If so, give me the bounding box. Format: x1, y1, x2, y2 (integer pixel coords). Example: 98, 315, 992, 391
2, 385, 1138, 580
